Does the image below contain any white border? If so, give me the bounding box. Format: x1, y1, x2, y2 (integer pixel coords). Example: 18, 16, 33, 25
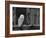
10, 4, 43, 34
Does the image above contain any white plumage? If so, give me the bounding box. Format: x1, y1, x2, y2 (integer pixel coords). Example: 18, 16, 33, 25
18, 14, 24, 27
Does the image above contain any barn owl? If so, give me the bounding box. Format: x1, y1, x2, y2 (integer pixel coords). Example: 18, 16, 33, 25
18, 14, 24, 27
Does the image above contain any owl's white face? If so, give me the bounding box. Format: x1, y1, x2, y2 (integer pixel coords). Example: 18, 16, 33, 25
20, 14, 24, 18
20, 14, 24, 21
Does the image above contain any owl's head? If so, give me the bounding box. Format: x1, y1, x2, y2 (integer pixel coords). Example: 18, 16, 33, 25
20, 14, 24, 19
